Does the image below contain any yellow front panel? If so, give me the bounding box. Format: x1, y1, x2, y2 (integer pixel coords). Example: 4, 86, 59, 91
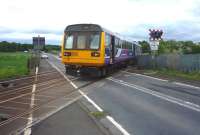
62, 32, 105, 67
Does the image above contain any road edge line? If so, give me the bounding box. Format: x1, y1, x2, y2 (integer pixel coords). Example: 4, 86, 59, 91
122, 71, 200, 90
108, 77, 200, 112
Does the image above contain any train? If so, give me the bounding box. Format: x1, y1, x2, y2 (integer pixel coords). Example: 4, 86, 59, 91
61, 24, 141, 76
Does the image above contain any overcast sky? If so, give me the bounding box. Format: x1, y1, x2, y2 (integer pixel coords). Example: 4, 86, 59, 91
0, 0, 200, 44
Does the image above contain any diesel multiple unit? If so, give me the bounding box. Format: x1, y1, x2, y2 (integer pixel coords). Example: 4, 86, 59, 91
61, 24, 141, 76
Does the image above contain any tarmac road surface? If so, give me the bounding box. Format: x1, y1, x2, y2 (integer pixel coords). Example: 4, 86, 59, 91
48, 54, 200, 135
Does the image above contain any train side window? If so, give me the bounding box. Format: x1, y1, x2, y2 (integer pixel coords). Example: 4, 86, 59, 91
119, 40, 122, 48
115, 38, 118, 48
65, 35, 73, 49
128, 42, 132, 50
132, 44, 135, 55
122, 41, 125, 49
105, 34, 111, 48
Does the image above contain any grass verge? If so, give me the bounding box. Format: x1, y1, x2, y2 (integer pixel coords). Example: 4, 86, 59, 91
0, 52, 30, 80
90, 111, 106, 119
144, 68, 200, 81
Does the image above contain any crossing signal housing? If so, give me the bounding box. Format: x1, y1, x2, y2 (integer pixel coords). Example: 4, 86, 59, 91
149, 29, 163, 41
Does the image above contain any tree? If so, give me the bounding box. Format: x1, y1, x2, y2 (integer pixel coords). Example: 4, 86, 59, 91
0, 41, 33, 52
139, 41, 150, 54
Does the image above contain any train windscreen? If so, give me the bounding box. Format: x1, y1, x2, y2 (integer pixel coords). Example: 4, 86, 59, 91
64, 32, 100, 50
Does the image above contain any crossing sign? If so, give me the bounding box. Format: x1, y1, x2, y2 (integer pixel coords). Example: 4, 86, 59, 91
149, 40, 159, 51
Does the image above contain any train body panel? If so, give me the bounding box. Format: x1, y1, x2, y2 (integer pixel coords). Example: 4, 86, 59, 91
62, 30, 105, 67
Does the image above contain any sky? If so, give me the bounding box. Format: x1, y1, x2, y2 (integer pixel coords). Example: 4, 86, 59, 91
0, 0, 200, 45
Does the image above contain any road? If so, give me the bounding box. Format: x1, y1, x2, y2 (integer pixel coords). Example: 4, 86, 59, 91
31, 103, 104, 135
48, 54, 200, 135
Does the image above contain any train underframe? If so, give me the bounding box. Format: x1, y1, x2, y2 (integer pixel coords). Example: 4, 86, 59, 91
65, 64, 107, 77
64, 58, 136, 77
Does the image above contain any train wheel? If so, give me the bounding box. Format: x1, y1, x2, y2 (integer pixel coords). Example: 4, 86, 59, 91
65, 66, 72, 74
97, 68, 106, 77
65, 66, 69, 74
101, 68, 106, 77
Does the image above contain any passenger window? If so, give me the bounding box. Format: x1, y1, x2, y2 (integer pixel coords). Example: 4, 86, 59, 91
128, 43, 132, 50
65, 35, 73, 49
122, 41, 126, 49
115, 38, 120, 48
119, 40, 122, 48
105, 34, 111, 47
77, 35, 86, 49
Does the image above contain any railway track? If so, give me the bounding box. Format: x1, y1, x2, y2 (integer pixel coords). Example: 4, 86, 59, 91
0, 59, 103, 135
0, 79, 66, 103
0, 81, 68, 126
0, 70, 57, 84
0, 70, 60, 92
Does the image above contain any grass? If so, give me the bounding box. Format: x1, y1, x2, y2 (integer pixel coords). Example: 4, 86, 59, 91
0, 52, 30, 80
144, 68, 200, 81
90, 111, 106, 119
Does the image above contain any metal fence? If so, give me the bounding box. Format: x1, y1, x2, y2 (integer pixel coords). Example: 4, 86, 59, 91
137, 54, 200, 72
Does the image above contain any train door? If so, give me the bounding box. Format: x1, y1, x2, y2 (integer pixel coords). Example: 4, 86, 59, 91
110, 35, 115, 64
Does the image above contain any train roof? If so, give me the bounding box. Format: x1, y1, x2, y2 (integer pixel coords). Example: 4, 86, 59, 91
65, 24, 138, 44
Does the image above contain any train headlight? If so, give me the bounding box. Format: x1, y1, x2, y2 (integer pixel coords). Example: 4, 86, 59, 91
91, 52, 100, 57
64, 52, 71, 56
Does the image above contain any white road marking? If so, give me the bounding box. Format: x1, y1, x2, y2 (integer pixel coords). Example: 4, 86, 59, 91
106, 116, 130, 135
123, 71, 200, 90
35, 67, 39, 75
78, 90, 103, 112
20, 95, 83, 135
47, 60, 131, 135
24, 66, 38, 135
108, 77, 200, 112
71, 77, 81, 81
174, 82, 200, 90
122, 71, 168, 82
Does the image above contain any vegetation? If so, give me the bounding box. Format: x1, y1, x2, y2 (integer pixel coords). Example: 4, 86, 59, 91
144, 69, 200, 81
0, 52, 30, 80
139, 40, 200, 55
44, 45, 61, 51
0, 41, 60, 52
138, 41, 150, 54
0, 41, 60, 80
0, 41, 33, 52
90, 111, 106, 119
44, 45, 61, 54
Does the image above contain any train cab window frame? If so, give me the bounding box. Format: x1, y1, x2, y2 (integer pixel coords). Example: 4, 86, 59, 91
64, 32, 101, 50
65, 34, 74, 49
77, 35, 87, 49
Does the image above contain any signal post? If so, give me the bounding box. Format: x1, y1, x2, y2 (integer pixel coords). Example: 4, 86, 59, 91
148, 29, 163, 68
